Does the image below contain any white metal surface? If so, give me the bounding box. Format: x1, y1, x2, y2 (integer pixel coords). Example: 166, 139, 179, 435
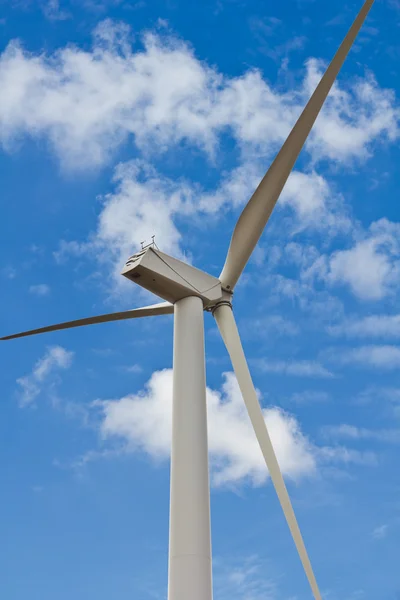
214, 302, 321, 600
219, 0, 375, 292
121, 247, 222, 307
168, 296, 213, 600
0, 301, 174, 341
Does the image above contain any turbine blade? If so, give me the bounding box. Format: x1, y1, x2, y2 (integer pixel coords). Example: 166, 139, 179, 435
213, 302, 321, 600
1, 302, 174, 341
219, 0, 375, 292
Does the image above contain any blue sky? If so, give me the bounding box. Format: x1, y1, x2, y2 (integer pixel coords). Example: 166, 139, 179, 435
1, 0, 400, 598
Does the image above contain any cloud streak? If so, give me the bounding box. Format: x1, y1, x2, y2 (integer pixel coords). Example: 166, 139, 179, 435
338, 345, 400, 370
254, 358, 334, 378
16, 346, 74, 406
328, 314, 400, 338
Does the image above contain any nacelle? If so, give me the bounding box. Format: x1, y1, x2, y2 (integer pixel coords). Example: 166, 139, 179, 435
121, 247, 223, 308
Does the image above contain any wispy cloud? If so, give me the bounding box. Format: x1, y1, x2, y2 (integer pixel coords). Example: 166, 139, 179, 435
42, 0, 70, 20
322, 424, 400, 444
355, 386, 400, 419
289, 390, 330, 404
214, 555, 278, 600
318, 446, 378, 467
328, 314, 400, 338
120, 364, 143, 374
29, 283, 50, 296
16, 346, 74, 407
254, 358, 334, 378
240, 314, 300, 339
2, 266, 16, 279
248, 14, 306, 65
372, 524, 388, 539
337, 345, 400, 370
356, 386, 400, 405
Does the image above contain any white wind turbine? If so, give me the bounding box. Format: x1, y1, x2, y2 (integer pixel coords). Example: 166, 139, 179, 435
1, 1, 375, 598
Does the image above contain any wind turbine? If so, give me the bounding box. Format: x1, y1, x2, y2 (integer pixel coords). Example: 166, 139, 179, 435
1, 1, 375, 598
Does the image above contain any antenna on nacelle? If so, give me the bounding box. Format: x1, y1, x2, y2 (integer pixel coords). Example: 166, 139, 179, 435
140, 235, 159, 251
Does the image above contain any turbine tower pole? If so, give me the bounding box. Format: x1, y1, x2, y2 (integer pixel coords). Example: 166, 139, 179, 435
168, 296, 213, 600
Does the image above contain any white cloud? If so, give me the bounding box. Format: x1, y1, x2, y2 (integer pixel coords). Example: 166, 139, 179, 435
328, 314, 400, 338
93, 161, 190, 273
54, 160, 259, 285
200, 165, 349, 237
92, 369, 369, 487
303, 59, 399, 163
54, 160, 194, 285
16, 346, 74, 406
57, 160, 347, 290
0, 22, 397, 170
280, 170, 351, 234
255, 358, 333, 378
281, 170, 329, 214
2, 20, 399, 295
0, 21, 221, 169
2, 20, 398, 291
339, 345, 400, 370
328, 240, 394, 300
95, 369, 317, 487
307, 219, 400, 300
29, 283, 50, 296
